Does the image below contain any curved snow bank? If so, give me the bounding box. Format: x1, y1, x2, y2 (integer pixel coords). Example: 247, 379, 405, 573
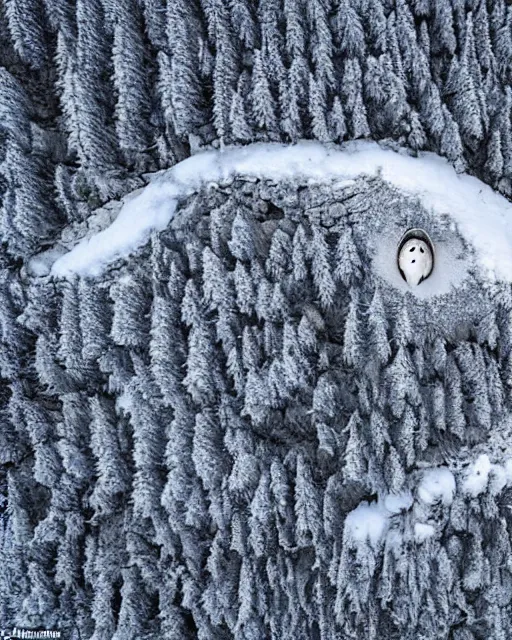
51, 141, 512, 280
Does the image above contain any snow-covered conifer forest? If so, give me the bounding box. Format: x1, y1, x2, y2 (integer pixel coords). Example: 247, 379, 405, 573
2, 0, 512, 638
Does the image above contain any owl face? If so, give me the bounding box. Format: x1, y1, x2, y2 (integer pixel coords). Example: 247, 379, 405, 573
398, 237, 434, 286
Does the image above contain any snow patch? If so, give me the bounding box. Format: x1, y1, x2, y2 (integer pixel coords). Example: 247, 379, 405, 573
414, 522, 435, 543
505, 459, 512, 485
345, 492, 413, 547
417, 468, 456, 506
26, 245, 67, 277
116, 389, 133, 414
50, 141, 512, 280
345, 501, 389, 547
384, 492, 413, 514
462, 454, 492, 497
489, 463, 508, 495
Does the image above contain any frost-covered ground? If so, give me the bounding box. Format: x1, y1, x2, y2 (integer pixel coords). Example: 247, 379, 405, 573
49, 140, 512, 283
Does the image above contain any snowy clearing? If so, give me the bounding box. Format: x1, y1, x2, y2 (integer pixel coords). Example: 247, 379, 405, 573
51, 140, 512, 280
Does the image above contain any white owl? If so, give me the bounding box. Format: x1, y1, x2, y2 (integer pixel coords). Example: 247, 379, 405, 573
397, 229, 434, 286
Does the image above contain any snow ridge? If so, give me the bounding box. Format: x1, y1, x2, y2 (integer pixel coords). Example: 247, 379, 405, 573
51, 141, 512, 280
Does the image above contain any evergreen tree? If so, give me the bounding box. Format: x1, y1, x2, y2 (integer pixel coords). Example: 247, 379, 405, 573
294, 454, 321, 547
408, 110, 427, 151
58, 278, 84, 378
310, 226, 335, 308
79, 279, 111, 362
328, 96, 347, 142
343, 290, 361, 366
386, 345, 421, 418
166, 0, 208, 140
343, 410, 367, 483
0, 67, 31, 150
75, 0, 119, 174
248, 469, 273, 556
486, 128, 504, 184
306, 0, 335, 95
0, 70, 61, 256
334, 0, 366, 58
111, 271, 151, 348
112, 0, 153, 164
230, 80, 253, 143
250, 49, 279, 139
364, 0, 387, 55
111, 565, 154, 640
367, 287, 391, 365
141, 0, 167, 49
445, 355, 466, 439
334, 227, 362, 286
430, 0, 457, 55
0, 138, 60, 256
440, 105, 467, 172
4, 0, 49, 68
282, 54, 307, 141
420, 82, 446, 141
230, 0, 256, 49
308, 73, 330, 143
209, 0, 239, 145
129, 360, 168, 521
88, 395, 131, 515
284, 0, 306, 58
342, 58, 371, 138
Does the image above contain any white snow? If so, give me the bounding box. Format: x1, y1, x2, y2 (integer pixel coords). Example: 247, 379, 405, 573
489, 463, 508, 495
384, 491, 414, 514
51, 141, 512, 280
462, 454, 492, 497
346, 457, 512, 549
115, 389, 133, 414
27, 245, 67, 277
345, 501, 389, 547
414, 522, 435, 543
345, 492, 413, 547
505, 459, 512, 485
417, 468, 456, 506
